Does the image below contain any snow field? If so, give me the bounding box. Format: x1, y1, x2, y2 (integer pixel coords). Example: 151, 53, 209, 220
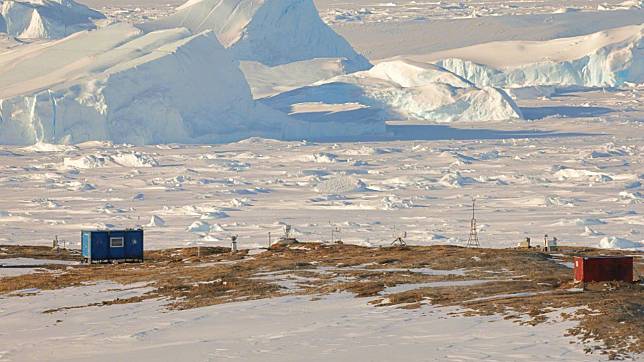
0, 284, 592, 361
0, 111, 641, 251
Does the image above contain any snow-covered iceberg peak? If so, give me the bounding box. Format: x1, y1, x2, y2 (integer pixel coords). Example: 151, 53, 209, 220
139, 0, 371, 72
0, 0, 105, 39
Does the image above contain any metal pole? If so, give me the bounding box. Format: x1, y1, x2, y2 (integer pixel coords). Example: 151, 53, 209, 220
472, 199, 475, 220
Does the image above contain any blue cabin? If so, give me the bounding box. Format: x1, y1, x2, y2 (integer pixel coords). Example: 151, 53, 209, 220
81, 229, 144, 263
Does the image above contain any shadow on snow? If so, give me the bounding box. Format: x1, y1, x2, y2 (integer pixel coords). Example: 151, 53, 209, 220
309, 123, 596, 142
520, 106, 614, 120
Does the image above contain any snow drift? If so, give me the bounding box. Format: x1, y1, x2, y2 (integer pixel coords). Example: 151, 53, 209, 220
0, 0, 104, 39
427, 25, 644, 88
139, 0, 371, 72
263, 60, 523, 123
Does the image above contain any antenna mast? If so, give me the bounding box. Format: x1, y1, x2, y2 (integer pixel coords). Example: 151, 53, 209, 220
466, 198, 480, 248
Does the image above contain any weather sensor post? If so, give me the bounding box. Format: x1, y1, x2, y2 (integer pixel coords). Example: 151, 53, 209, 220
466, 198, 480, 248
330, 222, 342, 244
391, 225, 407, 247
231, 235, 238, 253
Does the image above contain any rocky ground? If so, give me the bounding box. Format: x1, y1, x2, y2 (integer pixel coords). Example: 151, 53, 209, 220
2, 243, 642, 359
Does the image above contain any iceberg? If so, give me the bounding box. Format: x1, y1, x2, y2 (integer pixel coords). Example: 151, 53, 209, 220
0, 0, 389, 145
139, 0, 371, 72
263, 60, 523, 124
429, 25, 644, 88
0, 24, 298, 145
0, 0, 104, 39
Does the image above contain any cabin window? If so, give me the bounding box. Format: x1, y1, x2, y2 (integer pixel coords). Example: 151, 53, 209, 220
110, 237, 124, 248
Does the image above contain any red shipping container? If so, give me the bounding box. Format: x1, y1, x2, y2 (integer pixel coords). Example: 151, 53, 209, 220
573, 256, 634, 283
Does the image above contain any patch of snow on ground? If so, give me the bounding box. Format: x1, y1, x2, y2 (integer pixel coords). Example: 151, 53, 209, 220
0, 287, 593, 361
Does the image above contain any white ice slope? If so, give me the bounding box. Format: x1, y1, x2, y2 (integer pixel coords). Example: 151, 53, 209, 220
0, 24, 305, 145
139, 0, 371, 72
240, 58, 354, 99
0, 0, 104, 39
428, 25, 644, 88
264, 60, 522, 123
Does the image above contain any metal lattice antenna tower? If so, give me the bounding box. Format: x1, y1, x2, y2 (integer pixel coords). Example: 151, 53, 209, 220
466, 198, 480, 248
